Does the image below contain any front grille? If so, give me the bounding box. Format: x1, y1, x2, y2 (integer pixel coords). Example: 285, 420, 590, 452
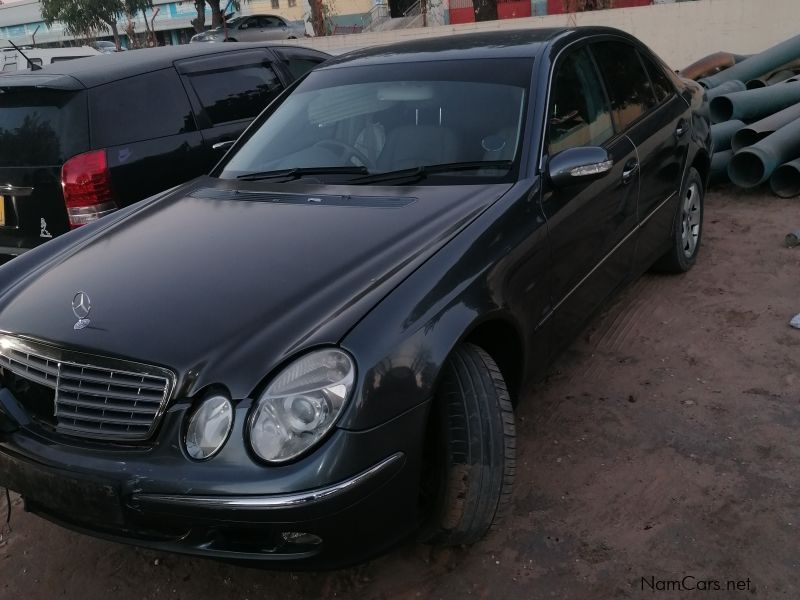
0, 334, 175, 441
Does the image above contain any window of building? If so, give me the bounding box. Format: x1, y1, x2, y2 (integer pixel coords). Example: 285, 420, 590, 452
271, 0, 280, 8
289, 0, 297, 6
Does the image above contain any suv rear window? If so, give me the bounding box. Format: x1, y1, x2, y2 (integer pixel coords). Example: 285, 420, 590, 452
89, 69, 196, 148
0, 88, 89, 166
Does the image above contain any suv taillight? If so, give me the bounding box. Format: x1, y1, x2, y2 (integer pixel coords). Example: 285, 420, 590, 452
61, 150, 118, 229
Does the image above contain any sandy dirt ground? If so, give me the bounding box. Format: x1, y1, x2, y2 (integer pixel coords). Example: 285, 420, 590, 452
1, 187, 799, 600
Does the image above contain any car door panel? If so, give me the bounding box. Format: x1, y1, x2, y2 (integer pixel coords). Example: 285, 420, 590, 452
176, 49, 286, 169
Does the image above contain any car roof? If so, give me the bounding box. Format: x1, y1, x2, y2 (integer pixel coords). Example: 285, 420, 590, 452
0, 43, 325, 89
320, 26, 632, 69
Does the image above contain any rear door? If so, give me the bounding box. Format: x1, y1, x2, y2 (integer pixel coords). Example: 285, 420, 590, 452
176, 49, 286, 167
591, 40, 690, 270
88, 68, 205, 208
0, 83, 89, 255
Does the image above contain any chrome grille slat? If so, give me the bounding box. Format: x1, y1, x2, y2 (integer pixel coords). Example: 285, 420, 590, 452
56, 396, 161, 415
56, 381, 164, 403
0, 334, 175, 441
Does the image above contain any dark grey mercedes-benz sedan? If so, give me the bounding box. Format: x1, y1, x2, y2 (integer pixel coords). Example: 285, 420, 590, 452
0, 27, 711, 568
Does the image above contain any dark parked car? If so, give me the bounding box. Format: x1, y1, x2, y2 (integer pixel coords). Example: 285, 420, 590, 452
0, 28, 711, 568
0, 43, 329, 259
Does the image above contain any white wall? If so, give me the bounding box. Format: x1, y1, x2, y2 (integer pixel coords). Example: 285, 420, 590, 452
281, 0, 800, 69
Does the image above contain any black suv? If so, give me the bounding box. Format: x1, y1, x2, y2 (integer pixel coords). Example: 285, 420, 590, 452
0, 43, 328, 260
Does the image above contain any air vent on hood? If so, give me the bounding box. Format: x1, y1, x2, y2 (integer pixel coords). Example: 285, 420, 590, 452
189, 188, 416, 208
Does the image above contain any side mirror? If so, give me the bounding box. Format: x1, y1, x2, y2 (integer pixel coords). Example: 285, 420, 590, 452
239, 23, 249, 29
547, 146, 613, 188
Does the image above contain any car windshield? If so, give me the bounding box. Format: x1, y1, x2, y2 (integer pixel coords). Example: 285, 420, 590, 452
219, 58, 533, 184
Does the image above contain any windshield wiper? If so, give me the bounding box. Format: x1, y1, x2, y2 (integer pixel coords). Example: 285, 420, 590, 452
236, 166, 368, 182
347, 160, 514, 185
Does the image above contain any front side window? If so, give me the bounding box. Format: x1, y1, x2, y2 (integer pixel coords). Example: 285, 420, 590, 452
592, 41, 657, 131
188, 63, 283, 125
548, 46, 614, 155
219, 58, 532, 184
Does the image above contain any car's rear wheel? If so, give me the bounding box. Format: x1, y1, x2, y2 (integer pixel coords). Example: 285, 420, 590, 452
419, 343, 516, 546
653, 166, 704, 273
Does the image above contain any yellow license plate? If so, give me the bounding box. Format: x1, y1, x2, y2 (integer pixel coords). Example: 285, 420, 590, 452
0, 196, 5, 227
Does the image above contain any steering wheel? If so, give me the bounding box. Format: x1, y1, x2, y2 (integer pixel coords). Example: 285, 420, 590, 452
313, 139, 375, 170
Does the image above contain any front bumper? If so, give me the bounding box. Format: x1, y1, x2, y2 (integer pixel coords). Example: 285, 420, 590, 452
0, 389, 429, 568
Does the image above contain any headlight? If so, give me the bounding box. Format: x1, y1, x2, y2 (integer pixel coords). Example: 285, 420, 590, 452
249, 348, 355, 463
185, 394, 233, 460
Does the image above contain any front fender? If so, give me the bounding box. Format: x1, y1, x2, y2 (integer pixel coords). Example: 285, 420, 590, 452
338, 178, 550, 431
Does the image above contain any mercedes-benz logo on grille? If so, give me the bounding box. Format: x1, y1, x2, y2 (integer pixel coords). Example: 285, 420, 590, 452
72, 291, 92, 330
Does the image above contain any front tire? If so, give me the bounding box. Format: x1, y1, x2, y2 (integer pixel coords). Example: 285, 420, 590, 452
420, 344, 516, 546
653, 166, 704, 273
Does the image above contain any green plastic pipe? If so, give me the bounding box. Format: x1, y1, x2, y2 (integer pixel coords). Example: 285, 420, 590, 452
710, 149, 733, 185
730, 102, 800, 152
706, 80, 746, 101
769, 158, 800, 197
711, 120, 745, 152
709, 81, 800, 123
700, 33, 800, 89
727, 116, 800, 188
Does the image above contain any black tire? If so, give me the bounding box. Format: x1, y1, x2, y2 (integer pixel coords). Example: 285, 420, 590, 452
420, 343, 516, 546
653, 166, 704, 273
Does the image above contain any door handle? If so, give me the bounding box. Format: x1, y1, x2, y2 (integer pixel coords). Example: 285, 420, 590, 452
212, 140, 235, 151
622, 159, 639, 184
675, 119, 688, 139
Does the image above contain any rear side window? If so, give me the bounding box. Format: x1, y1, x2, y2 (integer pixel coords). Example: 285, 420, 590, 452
283, 56, 324, 79
90, 69, 196, 148
591, 41, 657, 130
0, 89, 89, 166
640, 52, 674, 103
548, 47, 614, 155
187, 63, 283, 125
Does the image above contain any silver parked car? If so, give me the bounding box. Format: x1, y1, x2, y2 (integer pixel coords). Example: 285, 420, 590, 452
190, 14, 306, 43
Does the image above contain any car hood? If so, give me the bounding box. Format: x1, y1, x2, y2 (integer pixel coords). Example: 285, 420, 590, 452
0, 177, 512, 399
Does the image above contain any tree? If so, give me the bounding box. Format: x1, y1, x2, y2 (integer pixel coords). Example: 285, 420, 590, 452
191, 0, 206, 33
205, 1, 247, 28
41, 0, 125, 49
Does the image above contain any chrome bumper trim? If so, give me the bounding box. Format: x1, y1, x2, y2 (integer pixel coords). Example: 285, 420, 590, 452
133, 452, 405, 510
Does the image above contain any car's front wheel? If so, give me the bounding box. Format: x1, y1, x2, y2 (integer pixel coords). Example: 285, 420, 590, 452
420, 344, 516, 546
653, 166, 704, 273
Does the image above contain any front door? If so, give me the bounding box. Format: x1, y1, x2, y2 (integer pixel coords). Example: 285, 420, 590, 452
540, 44, 640, 356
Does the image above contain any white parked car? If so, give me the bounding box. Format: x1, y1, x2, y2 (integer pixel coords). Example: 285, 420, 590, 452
1, 46, 101, 73
190, 14, 306, 43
